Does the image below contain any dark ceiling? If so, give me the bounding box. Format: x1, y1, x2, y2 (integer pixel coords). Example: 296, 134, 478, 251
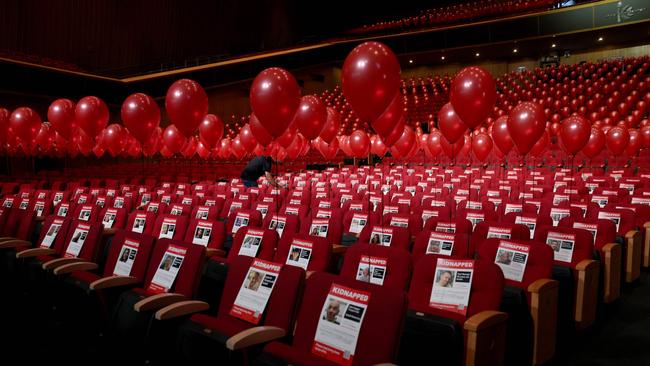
0, 0, 441, 77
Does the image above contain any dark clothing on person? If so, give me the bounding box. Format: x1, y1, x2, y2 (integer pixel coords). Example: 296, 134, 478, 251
241, 156, 272, 185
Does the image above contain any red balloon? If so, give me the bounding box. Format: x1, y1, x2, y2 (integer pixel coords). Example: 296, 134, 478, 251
320, 107, 341, 143
75, 96, 109, 139
239, 124, 257, 153
286, 133, 303, 160
438, 103, 467, 144
47, 99, 77, 141
626, 129, 641, 156
73, 128, 93, 156
196, 142, 210, 159
491, 116, 513, 154
249, 114, 274, 146
143, 127, 162, 157
198, 114, 224, 149
507, 101, 546, 155
0, 108, 9, 144
35, 123, 55, 151
370, 135, 388, 157
529, 131, 549, 157
559, 115, 590, 155
319, 137, 339, 160
294, 95, 327, 139
92, 144, 105, 158
339, 136, 353, 156
582, 127, 606, 158
606, 126, 630, 156
472, 133, 493, 161
450, 66, 496, 129
440, 136, 464, 159
231, 136, 247, 160
276, 125, 297, 148
250, 67, 301, 138
342, 41, 401, 122
427, 130, 443, 156
383, 118, 406, 147
393, 126, 416, 156
10, 107, 42, 146
126, 136, 142, 157
165, 79, 208, 138
349, 130, 370, 158
162, 124, 186, 154
219, 138, 233, 159
102, 124, 127, 157
640, 126, 650, 149
121, 93, 160, 144
371, 94, 404, 137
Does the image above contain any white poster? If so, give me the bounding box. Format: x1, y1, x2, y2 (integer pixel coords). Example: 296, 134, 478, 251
546, 231, 575, 263
230, 259, 282, 324
113, 239, 140, 276
268, 216, 286, 237
504, 204, 523, 215
356, 255, 387, 285
195, 207, 210, 220
170, 205, 184, 216
310, 219, 330, 238
232, 212, 250, 234
285, 238, 313, 270
515, 216, 537, 239
238, 229, 264, 257
429, 258, 474, 316
466, 212, 484, 230
158, 218, 177, 239
312, 284, 370, 366
426, 232, 455, 256
147, 203, 159, 213
316, 209, 332, 219
40, 220, 64, 248
348, 214, 367, 235
78, 207, 92, 221
34, 201, 45, 216
369, 227, 393, 246
591, 195, 609, 208
382, 205, 398, 215
550, 208, 570, 226
148, 244, 187, 294
132, 214, 147, 233
494, 241, 530, 282
255, 204, 269, 219
435, 222, 456, 233
102, 209, 118, 229
64, 224, 91, 258
487, 226, 512, 239
573, 222, 598, 245
191, 221, 213, 247
421, 209, 439, 224
390, 217, 409, 228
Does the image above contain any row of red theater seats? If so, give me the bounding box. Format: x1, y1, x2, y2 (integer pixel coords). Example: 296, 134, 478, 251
1, 170, 641, 364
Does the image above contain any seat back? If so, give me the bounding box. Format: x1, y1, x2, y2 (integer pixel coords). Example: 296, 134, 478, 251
340, 243, 412, 291
300, 216, 342, 246
359, 225, 410, 251
226, 209, 263, 235
100, 207, 128, 230
263, 213, 300, 241
73, 204, 100, 222
152, 214, 189, 241
142, 239, 206, 297
273, 232, 331, 272
217, 256, 305, 330
102, 230, 156, 280
126, 211, 157, 235
291, 272, 408, 365
60, 220, 103, 261
35, 216, 72, 251
183, 219, 226, 250
412, 231, 471, 264
228, 226, 278, 262
534, 226, 595, 268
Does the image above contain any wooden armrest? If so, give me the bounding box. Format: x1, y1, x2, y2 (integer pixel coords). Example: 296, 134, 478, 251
644, 222, 650, 229
0, 236, 16, 242
600, 243, 622, 303
0, 239, 32, 249
626, 230, 639, 240
90, 275, 140, 290
206, 248, 227, 257
42, 257, 82, 270
53, 261, 98, 275
226, 326, 286, 351
464, 310, 508, 332
602, 242, 619, 254
575, 259, 598, 272
527, 278, 558, 294
332, 244, 347, 254
134, 293, 185, 312
103, 228, 117, 236
306, 270, 315, 279
154, 300, 209, 320
16, 248, 56, 259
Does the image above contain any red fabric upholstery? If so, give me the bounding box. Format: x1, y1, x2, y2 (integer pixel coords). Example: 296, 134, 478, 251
183, 219, 226, 250
471, 222, 531, 254
72, 204, 100, 222
408, 255, 504, 324
534, 225, 594, 269
263, 213, 300, 241
358, 225, 410, 251
99, 207, 127, 230
559, 217, 617, 253
339, 243, 412, 291
125, 211, 157, 235
423, 218, 473, 234
226, 226, 278, 262
151, 214, 189, 240
262, 272, 407, 366
101, 230, 156, 279
299, 216, 342, 246
226, 209, 263, 235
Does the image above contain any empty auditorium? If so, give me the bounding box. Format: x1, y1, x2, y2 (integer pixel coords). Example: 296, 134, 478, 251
2, 0, 650, 365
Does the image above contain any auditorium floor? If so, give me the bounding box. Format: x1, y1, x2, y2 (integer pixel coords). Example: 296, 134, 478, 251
2, 270, 650, 365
